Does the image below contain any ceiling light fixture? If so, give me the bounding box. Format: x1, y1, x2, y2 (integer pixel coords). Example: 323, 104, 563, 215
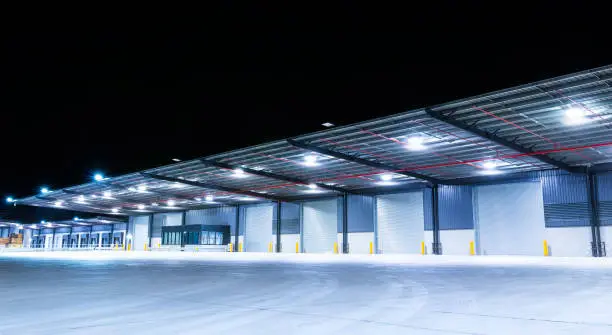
194, 197, 202, 201
232, 168, 247, 178
137, 204, 145, 210
111, 208, 120, 213
322, 122, 335, 128
40, 187, 50, 194
308, 183, 318, 189
93, 173, 104, 181
5, 196, 14, 203
405, 136, 427, 151
103, 191, 112, 198
564, 107, 589, 125
205, 195, 214, 202
380, 174, 393, 181
54, 200, 63, 207
303, 155, 319, 167
483, 161, 497, 169
167, 199, 176, 207
77, 195, 86, 202
137, 184, 147, 192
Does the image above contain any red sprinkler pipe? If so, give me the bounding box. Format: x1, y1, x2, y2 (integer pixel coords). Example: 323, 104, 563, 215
473, 106, 594, 161
316, 141, 612, 182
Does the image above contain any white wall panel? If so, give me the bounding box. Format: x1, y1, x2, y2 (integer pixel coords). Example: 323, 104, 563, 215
440, 230, 474, 255
424, 231, 434, 255
545, 227, 592, 257
245, 205, 273, 252
476, 182, 545, 256
162, 213, 183, 226
303, 199, 338, 253
376, 192, 424, 254
280, 234, 300, 253
347, 232, 374, 254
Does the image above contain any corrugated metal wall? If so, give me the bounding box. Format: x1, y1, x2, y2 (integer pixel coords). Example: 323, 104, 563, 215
541, 171, 590, 227
187, 206, 237, 229
439, 185, 474, 230
72, 226, 90, 233
598, 172, 612, 226
152, 214, 163, 238
92, 224, 113, 232
423, 188, 433, 231
272, 202, 300, 234
113, 223, 127, 231
347, 194, 374, 233
55, 227, 71, 234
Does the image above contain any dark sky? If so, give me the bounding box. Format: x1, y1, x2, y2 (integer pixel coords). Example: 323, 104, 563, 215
1, 9, 610, 222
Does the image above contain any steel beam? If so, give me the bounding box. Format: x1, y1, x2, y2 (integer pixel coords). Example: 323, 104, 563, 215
180, 211, 186, 248
148, 214, 154, 249
234, 205, 240, 252
287, 139, 441, 184
140, 172, 289, 202
424, 108, 582, 173
342, 193, 349, 254
587, 172, 604, 257
276, 201, 282, 252
199, 159, 351, 193
431, 184, 441, 255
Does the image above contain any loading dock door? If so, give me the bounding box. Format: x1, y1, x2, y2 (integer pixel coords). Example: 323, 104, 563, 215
376, 192, 424, 254
475, 181, 545, 256
132, 216, 150, 251
245, 205, 273, 252
302, 199, 338, 253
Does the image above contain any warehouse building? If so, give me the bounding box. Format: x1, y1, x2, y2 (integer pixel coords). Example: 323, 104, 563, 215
7, 65, 612, 257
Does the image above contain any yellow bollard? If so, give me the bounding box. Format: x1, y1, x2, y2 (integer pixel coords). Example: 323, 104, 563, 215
144, 243, 147, 251
239, 242, 243, 252
158, 243, 160, 248
469, 241, 475, 256
128, 243, 131, 251
543, 240, 549, 256
295, 241, 299, 253
333, 242, 338, 254
369, 241, 373, 255
421, 241, 426, 255
268, 241, 273, 253
229, 243, 233, 252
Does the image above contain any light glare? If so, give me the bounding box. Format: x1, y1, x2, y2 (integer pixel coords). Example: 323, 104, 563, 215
94, 173, 104, 181
564, 108, 588, 125
205, 195, 214, 202
167, 200, 176, 206
5, 196, 14, 203
111, 208, 120, 213
40, 187, 49, 194
483, 161, 497, 169
405, 137, 426, 151
303, 155, 319, 166
380, 174, 393, 181
137, 204, 145, 210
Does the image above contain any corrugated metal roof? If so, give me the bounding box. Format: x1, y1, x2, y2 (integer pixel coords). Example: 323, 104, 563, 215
15, 65, 612, 216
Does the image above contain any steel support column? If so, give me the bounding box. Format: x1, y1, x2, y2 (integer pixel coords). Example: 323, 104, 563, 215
38, 228, 42, 248
587, 172, 603, 257
109, 224, 114, 248
68, 225, 73, 249
276, 201, 282, 252
180, 211, 187, 248
124, 220, 130, 251
431, 184, 442, 255
148, 214, 154, 249
51, 228, 56, 250
342, 193, 349, 254
234, 205, 240, 252
89, 225, 94, 248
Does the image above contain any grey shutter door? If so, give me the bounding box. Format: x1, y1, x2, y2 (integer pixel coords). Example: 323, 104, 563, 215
132, 216, 150, 251
376, 192, 424, 254
245, 205, 273, 252
475, 181, 545, 256
303, 199, 338, 253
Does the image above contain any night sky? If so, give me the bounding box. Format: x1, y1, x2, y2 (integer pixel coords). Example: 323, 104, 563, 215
1, 12, 610, 222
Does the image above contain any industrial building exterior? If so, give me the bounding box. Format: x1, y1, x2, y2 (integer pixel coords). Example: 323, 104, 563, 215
3, 65, 612, 257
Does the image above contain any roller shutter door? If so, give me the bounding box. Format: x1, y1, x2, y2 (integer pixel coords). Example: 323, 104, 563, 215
475, 181, 545, 256
303, 199, 338, 253
376, 192, 424, 254
245, 205, 273, 252
132, 216, 150, 251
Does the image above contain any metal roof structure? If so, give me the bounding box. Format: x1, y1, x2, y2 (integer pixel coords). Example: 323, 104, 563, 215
14, 65, 612, 216
1, 216, 127, 230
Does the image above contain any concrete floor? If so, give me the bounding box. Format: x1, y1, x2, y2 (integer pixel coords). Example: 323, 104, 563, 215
1, 252, 612, 335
